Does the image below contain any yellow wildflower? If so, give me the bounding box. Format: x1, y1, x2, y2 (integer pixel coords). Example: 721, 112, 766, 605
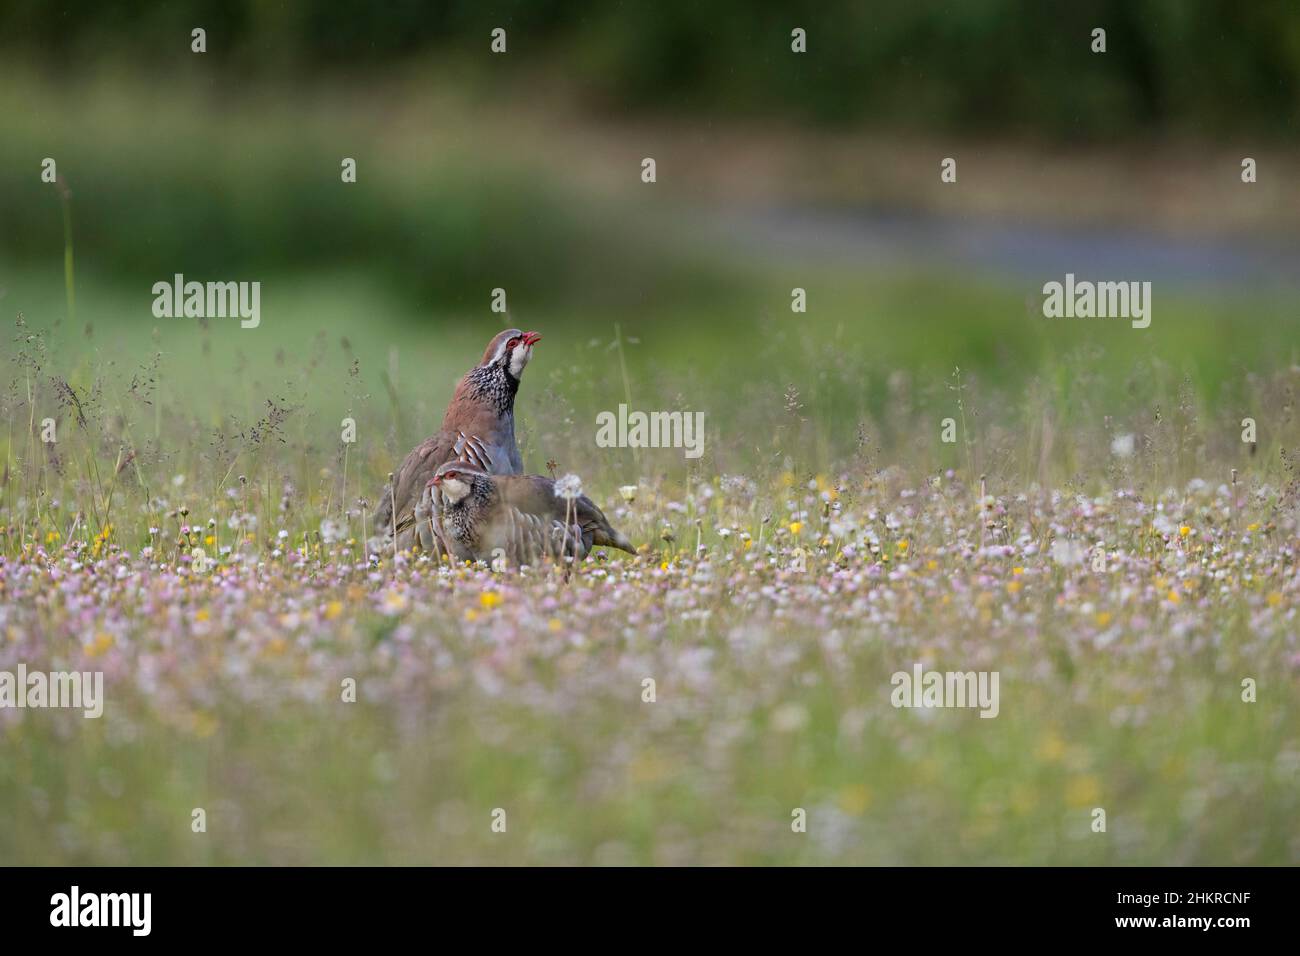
1037, 733, 1066, 762
837, 784, 873, 816
83, 633, 114, 657
1065, 775, 1101, 808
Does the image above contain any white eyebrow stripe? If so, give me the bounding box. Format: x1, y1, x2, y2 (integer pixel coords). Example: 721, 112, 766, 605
488, 334, 520, 365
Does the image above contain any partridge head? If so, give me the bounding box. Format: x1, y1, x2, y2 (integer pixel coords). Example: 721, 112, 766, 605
456, 329, 542, 426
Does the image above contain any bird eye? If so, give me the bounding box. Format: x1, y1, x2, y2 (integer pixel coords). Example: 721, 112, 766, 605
445, 471, 457, 479
507, 337, 520, 349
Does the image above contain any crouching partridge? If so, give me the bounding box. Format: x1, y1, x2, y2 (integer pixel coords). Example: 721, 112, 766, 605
373, 328, 541, 552
429, 461, 635, 566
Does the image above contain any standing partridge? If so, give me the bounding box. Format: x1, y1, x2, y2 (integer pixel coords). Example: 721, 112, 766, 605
429, 462, 635, 566
372, 329, 540, 551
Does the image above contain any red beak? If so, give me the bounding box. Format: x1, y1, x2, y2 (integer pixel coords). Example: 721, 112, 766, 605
429, 475, 441, 487
522, 331, 541, 346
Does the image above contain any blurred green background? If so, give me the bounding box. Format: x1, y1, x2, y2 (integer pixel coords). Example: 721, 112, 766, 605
3, 2, 1299, 481
6, 0, 1300, 135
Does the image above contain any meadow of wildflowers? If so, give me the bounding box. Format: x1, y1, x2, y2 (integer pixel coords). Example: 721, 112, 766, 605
2, 304, 1297, 865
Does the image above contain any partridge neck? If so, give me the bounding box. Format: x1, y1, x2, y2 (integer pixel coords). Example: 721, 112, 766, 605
458, 364, 518, 418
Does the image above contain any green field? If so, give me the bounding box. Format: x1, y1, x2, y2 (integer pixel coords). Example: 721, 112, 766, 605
1, 65, 1298, 865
